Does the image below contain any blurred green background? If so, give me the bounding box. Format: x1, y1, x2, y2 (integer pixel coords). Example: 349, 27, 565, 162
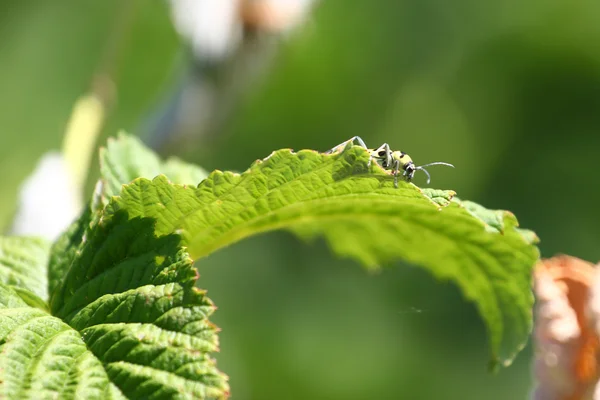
2, 1, 600, 399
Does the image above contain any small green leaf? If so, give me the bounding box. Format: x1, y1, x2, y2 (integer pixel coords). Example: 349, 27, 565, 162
100, 132, 208, 199
106, 144, 539, 367
10, 287, 48, 311
48, 207, 92, 296
0, 236, 50, 302
161, 157, 211, 188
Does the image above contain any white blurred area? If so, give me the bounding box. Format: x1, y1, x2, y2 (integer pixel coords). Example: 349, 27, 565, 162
169, 0, 242, 62
169, 0, 317, 62
10, 152, 82, 241
9, 91, 103, 241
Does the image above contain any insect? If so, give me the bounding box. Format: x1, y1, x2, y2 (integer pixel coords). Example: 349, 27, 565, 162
326, 136, 454, 187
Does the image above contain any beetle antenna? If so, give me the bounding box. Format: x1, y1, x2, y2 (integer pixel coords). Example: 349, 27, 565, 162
415, 162, 454, 184
415, 166, 432, 184
418, 162, 455, 169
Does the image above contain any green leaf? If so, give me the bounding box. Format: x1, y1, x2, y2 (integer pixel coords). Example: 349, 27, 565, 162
161, 157, 211, 187
100, 132, 208, 199
106, 144, 539, 367
0, 236, 50, 304
7, 199, 228, 398
49, 211, 229, 399
48, 207, 92, 296
0, 283, 126, 400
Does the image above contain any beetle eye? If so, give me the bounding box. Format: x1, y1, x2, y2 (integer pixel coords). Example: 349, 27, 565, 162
377, 150, 386, 157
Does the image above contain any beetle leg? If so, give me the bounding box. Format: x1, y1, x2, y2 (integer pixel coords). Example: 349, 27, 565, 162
326, 136, 368, 154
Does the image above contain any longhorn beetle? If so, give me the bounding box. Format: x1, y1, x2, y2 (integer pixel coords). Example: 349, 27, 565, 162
326, 136, 454, 187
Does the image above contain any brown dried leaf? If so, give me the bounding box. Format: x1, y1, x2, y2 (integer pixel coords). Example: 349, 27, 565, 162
533, 255, 600, 400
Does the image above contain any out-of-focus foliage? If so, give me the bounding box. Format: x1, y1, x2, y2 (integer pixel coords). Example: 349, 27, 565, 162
100, 133, 208, 199
2, 0, 600, 399
0, 0, 181, 228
